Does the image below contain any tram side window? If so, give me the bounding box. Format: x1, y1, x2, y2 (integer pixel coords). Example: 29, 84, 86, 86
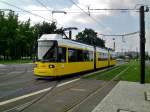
82, 50, 93, 61
98, 52, 102, 61
58, 47, 66, 62
104, 53, 107, 60
98, 52, 108, 61
68, 48, 77, 62
77, 50, 84, 61
68, 49, 93, 62
83, 50, 89, 61
89, 51, 93, 61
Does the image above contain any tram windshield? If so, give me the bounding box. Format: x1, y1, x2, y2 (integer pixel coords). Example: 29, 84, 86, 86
38, 40, 57, 61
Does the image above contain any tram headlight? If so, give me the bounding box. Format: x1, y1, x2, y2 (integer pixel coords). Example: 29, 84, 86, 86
49, 65, 55, 68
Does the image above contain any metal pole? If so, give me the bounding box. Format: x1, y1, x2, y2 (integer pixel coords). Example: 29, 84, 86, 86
52, 12, 53, 22
69, 30, 72, 39
139, 6, 145, 84
113, 38, 115, 50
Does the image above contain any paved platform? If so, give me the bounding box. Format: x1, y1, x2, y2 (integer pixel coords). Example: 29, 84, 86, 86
92, 81, 150, 112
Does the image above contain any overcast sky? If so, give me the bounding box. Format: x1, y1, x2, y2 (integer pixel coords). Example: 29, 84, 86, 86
0, 0, 150, 54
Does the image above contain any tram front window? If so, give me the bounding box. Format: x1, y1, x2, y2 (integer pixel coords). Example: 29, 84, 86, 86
38, 41, 57, 62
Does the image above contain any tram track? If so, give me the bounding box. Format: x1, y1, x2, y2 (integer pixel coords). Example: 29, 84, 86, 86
1, 79, 59, 112
0, 79, 56, 100
0, 77, 85, 112
16, 79, 83, 110
63, 63, 132, 112
0, 63, 128, 112
0, 64, 54, 101
1, 68, 117, 112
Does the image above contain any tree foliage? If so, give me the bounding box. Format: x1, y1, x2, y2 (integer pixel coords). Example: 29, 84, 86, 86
34, 21, 57, 37
0, 11, 57, 60
76, 28, 105, 48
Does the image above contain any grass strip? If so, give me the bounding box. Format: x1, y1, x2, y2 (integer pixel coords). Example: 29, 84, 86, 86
95, 64, 129, 80
84, 61, 150, 83
84, 63, 128, 79
118, 61, 150, 83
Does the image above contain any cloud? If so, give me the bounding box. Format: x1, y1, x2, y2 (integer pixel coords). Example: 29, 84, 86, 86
17, 0, 148, 27
16, 0, 150, 53
18, 5, 52, 25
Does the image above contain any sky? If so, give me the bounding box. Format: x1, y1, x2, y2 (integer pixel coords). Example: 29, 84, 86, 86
0, 0, 150, 54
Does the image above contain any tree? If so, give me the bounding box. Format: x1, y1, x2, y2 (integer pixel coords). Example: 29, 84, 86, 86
0, 11, 57, 60
0, 10, 58, 60
76, 28, 105, 48
0, 11, 6, 59
16, 19, 34, 59
34, 21, 57, 37
0, 11, 18, 59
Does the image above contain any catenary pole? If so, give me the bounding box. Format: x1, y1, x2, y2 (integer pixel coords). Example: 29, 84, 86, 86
139, 6, 146, 84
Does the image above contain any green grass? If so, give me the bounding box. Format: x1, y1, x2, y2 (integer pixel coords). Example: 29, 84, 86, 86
83, 61, 150, 83
0, 59, 32, 64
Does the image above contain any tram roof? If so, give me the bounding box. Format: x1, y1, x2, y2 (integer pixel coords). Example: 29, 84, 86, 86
38, 34, 109, 52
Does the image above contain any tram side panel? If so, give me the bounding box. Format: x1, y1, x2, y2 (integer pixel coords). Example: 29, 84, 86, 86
34, 46, 94, 77
109, 51, 117, 66
96, 52, 109, 68
63, 47, 94, 76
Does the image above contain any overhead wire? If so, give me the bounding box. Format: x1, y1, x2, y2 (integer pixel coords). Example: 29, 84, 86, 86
69, 0, 145, 52
0, 0, 65, 27
69, 0, 148, 36
98, 31, 139, 37
69, 0, 111, 30
34, 0, 66, 27
10, 10, 122, 14
1, 0, 148, 44
0, 0, 52, 22
34, 0, 52, 13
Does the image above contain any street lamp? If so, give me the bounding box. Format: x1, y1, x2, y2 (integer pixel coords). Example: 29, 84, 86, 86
52, 10, 67, 22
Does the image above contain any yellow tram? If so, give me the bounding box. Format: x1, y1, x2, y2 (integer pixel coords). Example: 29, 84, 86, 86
34, 34, 116, 77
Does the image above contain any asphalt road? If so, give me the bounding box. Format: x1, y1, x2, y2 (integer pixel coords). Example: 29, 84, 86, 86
0, 63, 117, 112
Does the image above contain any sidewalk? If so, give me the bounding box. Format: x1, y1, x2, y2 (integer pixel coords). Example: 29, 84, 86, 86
92, 81, 150, 112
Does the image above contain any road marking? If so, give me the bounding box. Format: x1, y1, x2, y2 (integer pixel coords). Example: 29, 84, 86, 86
27, 70, 33, 73
0, 78, 80, 106
9, 71, 24, 74
0, 87, 52, 106
57, 78, 80, 87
